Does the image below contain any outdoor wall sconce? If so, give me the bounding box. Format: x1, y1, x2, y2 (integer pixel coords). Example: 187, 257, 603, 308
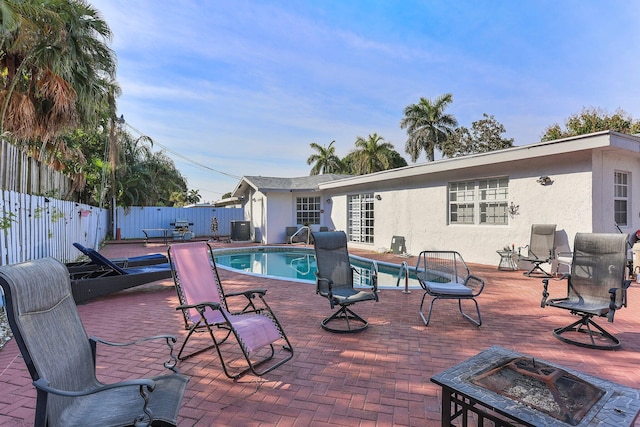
375, 194, 382, 200
509, 202, 520, 216
537, 176, 553, 186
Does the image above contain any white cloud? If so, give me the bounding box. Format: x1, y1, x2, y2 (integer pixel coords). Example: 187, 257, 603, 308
89, 0, 640, 199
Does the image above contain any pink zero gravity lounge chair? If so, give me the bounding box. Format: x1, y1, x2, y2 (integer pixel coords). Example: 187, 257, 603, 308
168, 242, 293, 380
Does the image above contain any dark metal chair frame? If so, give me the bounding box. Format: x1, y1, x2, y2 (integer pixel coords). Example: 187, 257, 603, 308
311, 231, 379, 333
415, 251, 485, 327
168, 242, 293, 380
0, 257, 187, 426
541, 232, 630, 350
518, 224, 557, 277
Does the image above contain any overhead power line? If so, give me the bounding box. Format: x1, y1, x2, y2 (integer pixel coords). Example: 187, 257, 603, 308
124, 121, 241, 180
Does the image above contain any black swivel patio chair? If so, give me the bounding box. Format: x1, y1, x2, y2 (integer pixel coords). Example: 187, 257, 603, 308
0, 257, 188, 426
415, 251, 485, 327
518, 224, 557, 277
541, 232, 630, 350
311, 231, 379, 333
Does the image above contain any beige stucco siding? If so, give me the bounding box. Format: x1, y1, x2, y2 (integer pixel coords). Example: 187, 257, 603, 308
341, 150, 595, 265
236, 132, 640, 268
593, 149, 640, 234
264, 192, 294, 244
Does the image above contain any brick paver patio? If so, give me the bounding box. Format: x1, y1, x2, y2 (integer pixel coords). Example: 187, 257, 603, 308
1, 240, 639, 426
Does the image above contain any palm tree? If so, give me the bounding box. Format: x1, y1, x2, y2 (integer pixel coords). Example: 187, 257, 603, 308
185, 189, 201, 205
0, 0, 117, 156
306, 140, 343, 175
350, 133, 396, 174
114, 134, 187, 207
400, 93, 458, 162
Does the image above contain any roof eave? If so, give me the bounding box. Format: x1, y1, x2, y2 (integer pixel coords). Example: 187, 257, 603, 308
319, 131, 640, 190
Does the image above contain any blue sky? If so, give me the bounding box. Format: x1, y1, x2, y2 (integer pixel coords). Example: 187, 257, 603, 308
90, 0, 640, 201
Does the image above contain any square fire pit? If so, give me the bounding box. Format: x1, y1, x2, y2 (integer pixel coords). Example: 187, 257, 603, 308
431, 346, 640, 426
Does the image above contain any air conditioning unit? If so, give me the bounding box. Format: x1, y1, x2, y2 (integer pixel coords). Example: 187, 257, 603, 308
230, 221, 251, 241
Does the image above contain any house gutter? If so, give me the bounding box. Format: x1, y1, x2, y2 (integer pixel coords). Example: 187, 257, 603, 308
319, 131, 640, 190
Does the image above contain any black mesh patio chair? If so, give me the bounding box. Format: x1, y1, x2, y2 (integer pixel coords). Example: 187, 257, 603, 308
541, 233, 630, 350
0, 257, 188, 427
518, 224, 557, 277
168, 242, 293, 380
415, 251, 485, 327
311, 231, 379, 333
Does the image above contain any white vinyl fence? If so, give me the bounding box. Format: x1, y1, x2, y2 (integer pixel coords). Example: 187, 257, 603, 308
0, 190, 109, 266
115, 206, 244, 240
0, 194, 244, 267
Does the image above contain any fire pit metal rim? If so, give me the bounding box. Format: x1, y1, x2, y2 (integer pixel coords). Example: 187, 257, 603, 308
431, 345, 640, 427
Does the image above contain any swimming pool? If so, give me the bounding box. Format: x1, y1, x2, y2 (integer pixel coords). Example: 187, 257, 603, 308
213, 246, 422, 290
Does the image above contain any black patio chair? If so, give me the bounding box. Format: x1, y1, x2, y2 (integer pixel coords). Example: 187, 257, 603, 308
0, 257, 188, 426
311, 231, 378, 333
518, 224, 557, 277
541, 233, 630, 350
415, 251, 485, 327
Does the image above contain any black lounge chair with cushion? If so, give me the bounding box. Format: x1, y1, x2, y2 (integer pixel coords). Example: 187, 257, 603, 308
415, 251, 485, 327
67, 242, 168, 273
0, 257, 188, 426
518, 224, 557, 277
69, 245, 172, 303
541, 232, 630, 350
311, 231, 378, 333
168, 242, 293, 380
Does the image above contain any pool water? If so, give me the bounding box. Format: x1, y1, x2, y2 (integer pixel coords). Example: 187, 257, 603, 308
213, 247, 422, 289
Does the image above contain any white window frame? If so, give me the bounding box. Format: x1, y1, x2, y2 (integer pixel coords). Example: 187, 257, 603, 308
614, 171, 629, 226
449, 177, 509, 225
348, 193, 374, 243
296, 196, 321, 225
449, 181, 475, 224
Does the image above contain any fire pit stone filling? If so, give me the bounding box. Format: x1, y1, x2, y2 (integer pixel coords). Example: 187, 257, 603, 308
471, 357, 604, 425
431, 346, 640, 426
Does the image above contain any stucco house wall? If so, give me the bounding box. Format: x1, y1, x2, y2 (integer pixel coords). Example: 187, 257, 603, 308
233, 175, 349, 244
266, 191, 336, 244
334, 150, 594, 265
233, 131, 640, 268
319, 132, 640, 266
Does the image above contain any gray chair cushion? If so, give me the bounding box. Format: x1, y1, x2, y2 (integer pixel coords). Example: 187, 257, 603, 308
423, 281, 473, 296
